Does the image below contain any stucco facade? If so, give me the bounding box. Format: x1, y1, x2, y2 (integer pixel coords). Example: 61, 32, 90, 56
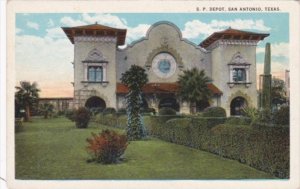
62, 21, 269, 116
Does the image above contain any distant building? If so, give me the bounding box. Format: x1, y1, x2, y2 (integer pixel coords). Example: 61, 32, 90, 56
38, 97, 73, 112
62, 21, 269, 116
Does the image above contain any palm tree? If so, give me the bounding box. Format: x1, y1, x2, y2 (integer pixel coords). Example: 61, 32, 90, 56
39, 103, 54, 119
177, 68, 212, 114
15, 81, 40, 121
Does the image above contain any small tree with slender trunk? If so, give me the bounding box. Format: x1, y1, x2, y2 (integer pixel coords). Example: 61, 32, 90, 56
39, 103, 54, 119
121, 65, 148, 140
177, 68, 212, 114
15, 81, 40, 121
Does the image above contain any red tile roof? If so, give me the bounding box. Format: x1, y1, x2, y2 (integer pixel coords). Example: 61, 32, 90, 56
62, 23, 127, 45
199, 28, 269, 48
116, 83, 222, 95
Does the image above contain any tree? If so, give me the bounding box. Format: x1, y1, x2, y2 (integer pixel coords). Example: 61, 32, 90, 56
39, 103, 54, 119
177, 68, 212, 114
15, 81, 40, 121
271, 78, 287, 102
121, 65, 148, 140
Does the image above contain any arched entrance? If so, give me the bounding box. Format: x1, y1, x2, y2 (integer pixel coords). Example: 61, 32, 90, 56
85, 96, 106, 111
159, 97, 180, 112
230, 96, 247, 116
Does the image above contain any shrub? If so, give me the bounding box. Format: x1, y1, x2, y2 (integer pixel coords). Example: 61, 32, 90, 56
86, 129, 128, 164
274, 105, 289, 125
65, 109, 76, 122
147, 116, 289, 178
57, 110, 65, 116
74, 107, 91, 128
202, 106, 226, 117
141, 107, 156, 115
210, 124, 289, 178
259, 108, 272, 123
242, 107, 260, 125
158, 107, 176, 115
103, 107, 116, 115
226, 116, 251, 125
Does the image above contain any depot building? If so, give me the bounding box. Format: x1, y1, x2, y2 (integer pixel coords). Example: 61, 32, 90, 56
62, 21, 269, 115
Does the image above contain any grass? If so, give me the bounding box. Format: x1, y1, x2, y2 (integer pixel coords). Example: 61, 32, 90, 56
15, 117, 274, 179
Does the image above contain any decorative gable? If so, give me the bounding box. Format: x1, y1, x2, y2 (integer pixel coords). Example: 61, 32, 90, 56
228, 52, 250, 65
82, 48, 108, 63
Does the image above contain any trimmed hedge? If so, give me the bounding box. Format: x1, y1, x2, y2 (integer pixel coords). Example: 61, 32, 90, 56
274, 106, 289, 125
147, 116, 289, 178
202, 107, 226, 117
149, 116, 225, 146
93, 113, 289, 178
210, 124, 289, 178
158, 107, 177, 115
225, 116, 251, 125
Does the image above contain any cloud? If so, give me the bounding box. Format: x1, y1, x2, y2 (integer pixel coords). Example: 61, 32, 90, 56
26, 21, 39, 30
60, 16, 86, 26
60, 14, 151, 44
257, 42, 289, 58
126, 24, 151, 42
182, 19, 271, 40
82, 13, 127, 28
45, 27, 66, 39
182, 20, 215, 39
210, 19, 271, 31
47, 19, 55, 28
15, 34, 74, 97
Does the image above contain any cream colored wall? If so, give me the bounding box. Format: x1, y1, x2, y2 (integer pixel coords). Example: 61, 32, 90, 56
210, 43, 258, 116
73, 39, 117, 108
117, 22, 211, 83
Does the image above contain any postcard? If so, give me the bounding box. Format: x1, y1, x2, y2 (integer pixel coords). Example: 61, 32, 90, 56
5, 0, 300, 189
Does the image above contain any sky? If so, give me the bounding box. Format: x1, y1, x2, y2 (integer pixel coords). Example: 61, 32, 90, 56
15, 13, 289, 97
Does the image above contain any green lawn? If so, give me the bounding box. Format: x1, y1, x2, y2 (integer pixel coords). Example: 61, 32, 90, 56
15, 117, 274, 179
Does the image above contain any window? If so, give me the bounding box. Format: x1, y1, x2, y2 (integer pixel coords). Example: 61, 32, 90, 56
232, 68, 246, 82
88, 66, 103, 82
228, 52, 251, 88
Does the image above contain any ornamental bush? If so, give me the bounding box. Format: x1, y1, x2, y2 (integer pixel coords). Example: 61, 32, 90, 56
202, 106, 226, 117
274, 105, 289, 125
158, 107, 177, 115
74, 107, 91, 128
86, 129, 128, 164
